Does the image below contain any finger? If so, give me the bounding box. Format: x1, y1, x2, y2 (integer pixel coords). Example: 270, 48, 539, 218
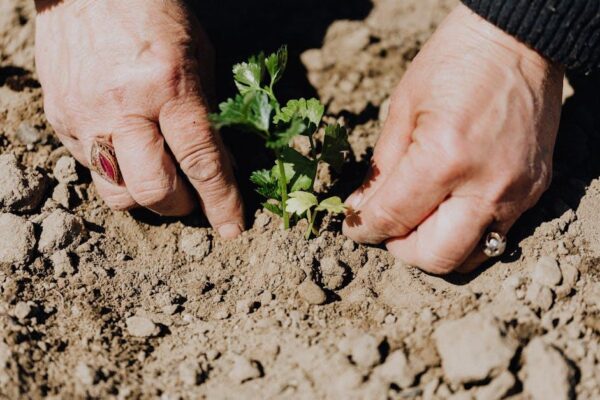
455, 218, 516, 274
55, 129, 138, 211
345, 93, 414, 209
343, 129, 458, 244
385, 196, 494, 275
111, 118, 196, 216
159, 95, 244, 238
90, 170, 138, 211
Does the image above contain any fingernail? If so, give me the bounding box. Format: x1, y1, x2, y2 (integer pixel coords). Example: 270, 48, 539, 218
218, 223, 242, 239
346, 191, 364, 210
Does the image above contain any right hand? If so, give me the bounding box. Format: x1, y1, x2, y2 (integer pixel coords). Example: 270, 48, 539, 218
35, 0, 245, 238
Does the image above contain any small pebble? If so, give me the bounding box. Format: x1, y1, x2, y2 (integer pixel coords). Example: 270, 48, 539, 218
50, 250, 75, 278
0, 213, 36, 266
53, 156, 79, 184
179, 228, 212, 261
319, 257, 346, 290
75, 362, 96, 386
531, 256, 562, 287
350, 334, 382, 369
126, 316, 160, 338
298, 279, 327, 305
14, 301, 32, 320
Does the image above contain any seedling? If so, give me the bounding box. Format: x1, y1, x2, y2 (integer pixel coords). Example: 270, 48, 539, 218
210, 46, 349, 237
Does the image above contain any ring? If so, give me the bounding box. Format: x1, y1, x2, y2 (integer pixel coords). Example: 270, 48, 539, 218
483, 231, 507, 258
90, 138, 121, 185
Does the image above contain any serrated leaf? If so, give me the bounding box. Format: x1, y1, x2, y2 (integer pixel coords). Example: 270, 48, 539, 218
280, 147, 317, 192
233, 52, 265, 94
286, 191, 318, 216
250, 169, 279, 199
263, 202, 283, 217
316, 196, 347, 214
210, 91, 272, 135
321, 123, 350, 173
273, 98, 324, 127
266, 118, 309, 149
265, 46, 288, 86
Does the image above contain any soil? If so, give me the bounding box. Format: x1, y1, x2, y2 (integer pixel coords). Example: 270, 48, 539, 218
1, 0, 599, 399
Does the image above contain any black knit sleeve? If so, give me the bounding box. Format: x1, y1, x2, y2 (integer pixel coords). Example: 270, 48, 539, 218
461, 0, 600, 72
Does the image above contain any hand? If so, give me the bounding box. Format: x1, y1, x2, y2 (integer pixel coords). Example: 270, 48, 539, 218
343, 4, 564, 274
35, 0, 244, 238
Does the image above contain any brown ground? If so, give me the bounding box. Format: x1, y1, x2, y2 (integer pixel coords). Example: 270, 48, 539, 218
1, 0, 599, 399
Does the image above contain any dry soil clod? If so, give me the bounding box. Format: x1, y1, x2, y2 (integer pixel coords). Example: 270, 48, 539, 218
0, 213, 36, 266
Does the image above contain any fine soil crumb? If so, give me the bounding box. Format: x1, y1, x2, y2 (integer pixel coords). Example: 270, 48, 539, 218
228, 355, 263, 383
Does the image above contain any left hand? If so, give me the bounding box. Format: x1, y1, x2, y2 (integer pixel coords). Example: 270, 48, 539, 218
342, 4, 564, 274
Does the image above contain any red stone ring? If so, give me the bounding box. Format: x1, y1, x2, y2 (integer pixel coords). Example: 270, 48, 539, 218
90, 139, 121, 185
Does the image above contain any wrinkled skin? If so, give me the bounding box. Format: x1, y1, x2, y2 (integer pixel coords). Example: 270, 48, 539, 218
35, 1, 564, 273
35, 0, 244, 238
343, 4, 564, 274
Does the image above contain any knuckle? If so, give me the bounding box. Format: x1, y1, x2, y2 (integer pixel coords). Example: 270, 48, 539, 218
419, 250, 459, 275
179, 142, 225, 186
370, 203, 412, 236
421, 127, 470, 183
127, 181, 174, 208
102, 192, 136, 211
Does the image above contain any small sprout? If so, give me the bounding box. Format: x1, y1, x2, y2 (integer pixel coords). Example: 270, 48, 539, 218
211, 45, 350, 237
286, 191, 347, 239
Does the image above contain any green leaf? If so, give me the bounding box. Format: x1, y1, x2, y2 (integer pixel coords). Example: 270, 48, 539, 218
321, 123, 350, 173
233, 52, 265, 94
316, 196, 347, 214
280, 147, 317, 192
273, 98, 325, 127
263, 202, 283, 217
266, 118, 309, 149
265, 46, 288, 86
210, 91, 272, 135
250, 169, 279, 199
286, 191, 318, 216
271, 162, 296, 185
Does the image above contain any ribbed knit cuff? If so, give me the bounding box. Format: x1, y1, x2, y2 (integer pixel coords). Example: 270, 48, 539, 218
461, 0, 600, 72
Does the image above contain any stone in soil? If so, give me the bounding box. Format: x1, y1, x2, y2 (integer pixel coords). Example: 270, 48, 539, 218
125, 316, 160, 338
50, 250, 75, 277
350, 333, 382, 369
433, 313, 517, 384
298, 279, 327, 305
179, 228, 212, 261
53, 156, 78, 184
531, 256, 562, 287
526, 283, 554, 312
228, 355, 262, 383
319, 256, 347, 290
0, 213, 36, 265
373, 349, 415, 389
13, 301, 32, 320
52, 183, 75, 209
38, 209, 87, 254
521, 338, 575, 400
0, 153, 47, 213
75, 362, 96, 386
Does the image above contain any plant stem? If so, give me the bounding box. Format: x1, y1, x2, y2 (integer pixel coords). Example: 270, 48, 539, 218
305, 209, 319, 240
276, 156, 290, 229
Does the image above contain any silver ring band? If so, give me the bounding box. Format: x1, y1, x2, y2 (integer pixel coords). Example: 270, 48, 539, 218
483, 232, 506, 258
